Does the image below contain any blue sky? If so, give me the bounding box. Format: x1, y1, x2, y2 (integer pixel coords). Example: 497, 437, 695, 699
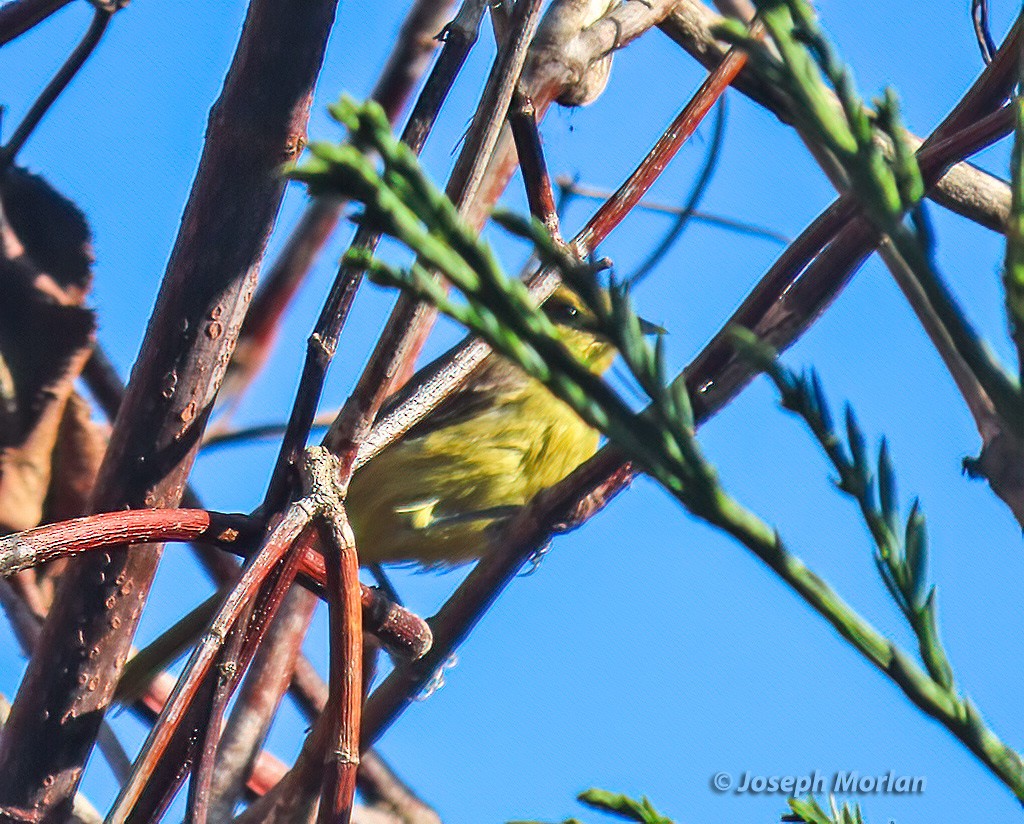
2, 1, 1023, 822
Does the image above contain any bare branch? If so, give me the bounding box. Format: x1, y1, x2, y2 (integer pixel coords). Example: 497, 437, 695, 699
371, 0, 459, 123
323, 0, 545, 469
262, 0, 490, 515
0, 6, 114, 169
659, 0, 1014, 233
0, 508, 254, 576
219, 0, 456, 412
208, 587, 319, 820
0, 0, 341, 814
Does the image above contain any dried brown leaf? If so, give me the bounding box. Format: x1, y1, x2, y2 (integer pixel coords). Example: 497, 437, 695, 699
0, 168, 97, 532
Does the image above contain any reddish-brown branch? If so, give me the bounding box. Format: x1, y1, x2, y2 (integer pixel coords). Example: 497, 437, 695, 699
507, 89, 562, 241
186, 599, 251, 824
0, 3, 341, 814
0, 506, 431, 660
108, 504, 313, 821
207, 586, 319, 818
0, 0, 72, 47
317, 514, 362, 824
574, 33, 752, 255
0, 509, 254, 577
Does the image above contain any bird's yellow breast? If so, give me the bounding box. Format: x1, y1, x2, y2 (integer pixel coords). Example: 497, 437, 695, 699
346, 373, 600, 566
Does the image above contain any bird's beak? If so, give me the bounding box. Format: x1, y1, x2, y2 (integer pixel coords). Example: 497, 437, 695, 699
638, 317, 667, 336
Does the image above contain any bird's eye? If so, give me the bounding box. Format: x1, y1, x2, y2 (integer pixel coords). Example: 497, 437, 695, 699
546, 301, 579, 324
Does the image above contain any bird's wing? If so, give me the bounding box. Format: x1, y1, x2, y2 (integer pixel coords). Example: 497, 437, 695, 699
399, 371, 519, 442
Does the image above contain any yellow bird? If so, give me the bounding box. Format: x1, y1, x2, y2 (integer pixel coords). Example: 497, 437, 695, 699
346, 286, 619, 566
116, 285, 642, 699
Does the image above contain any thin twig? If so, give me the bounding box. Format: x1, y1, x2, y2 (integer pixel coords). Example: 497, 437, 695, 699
507, 88, 563, 241
626, 96, 728, 285
448, 0, 544, 214
0, 6, 113, 169
973, 0, 997, 64
554, 176, 790, 244
575, 27, 753, 256
201, 411, 336, 451
316, 497, 362, 824
322, 0, 545, 469
186, 601, 251, 824
371, 0, 459, 123
1006, 88, 1024, 381
261, 0, 490, 515
207, 586, 319, 819
357, 751, 443, 824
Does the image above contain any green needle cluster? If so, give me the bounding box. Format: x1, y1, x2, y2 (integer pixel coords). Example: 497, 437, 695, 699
719, 0, 1024, 435
291, 91, 1024, 801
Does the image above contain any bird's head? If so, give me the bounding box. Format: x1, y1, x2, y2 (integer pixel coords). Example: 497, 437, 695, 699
542, 285, 661, 375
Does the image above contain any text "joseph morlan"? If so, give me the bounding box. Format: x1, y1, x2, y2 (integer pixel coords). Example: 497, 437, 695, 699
734, 770, 926, 795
